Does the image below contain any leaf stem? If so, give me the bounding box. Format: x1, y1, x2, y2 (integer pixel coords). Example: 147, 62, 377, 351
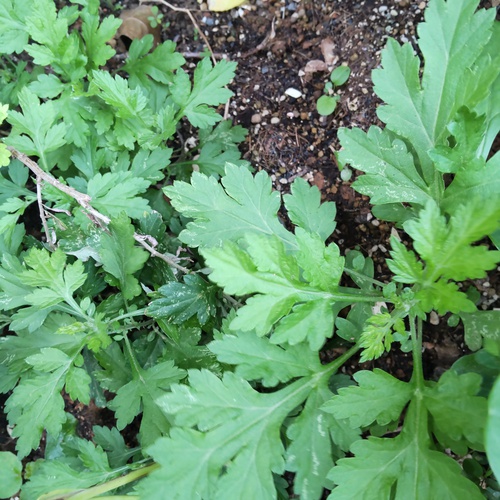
410, 315, 424, 390
48, 463, 160, 499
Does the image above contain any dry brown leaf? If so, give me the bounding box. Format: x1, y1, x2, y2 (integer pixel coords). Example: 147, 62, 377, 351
320, 37, 336, 66
303, 59, 328, 74
117, 6, 162, 49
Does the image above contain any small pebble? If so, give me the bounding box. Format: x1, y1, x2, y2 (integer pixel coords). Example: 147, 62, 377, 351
251, 113, 262, 124
270, 116, 280, 124
285, 87, 302, 99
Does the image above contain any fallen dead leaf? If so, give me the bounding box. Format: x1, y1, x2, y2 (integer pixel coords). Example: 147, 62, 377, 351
320, 37, 337, 66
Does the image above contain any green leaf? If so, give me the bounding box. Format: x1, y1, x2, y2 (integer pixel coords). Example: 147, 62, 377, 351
328, 402, 482, 499
283, 177, 337, 241
6, 87, 67, 158
330, 65, 351, 86
86, 172, 151, 218
322, 369, 413, 428
423, 370, 487, 449
147, 274, 218, 326
0, 0, 30, 54
387, 236, 423, 284
203, 233, 348, 349
123, 37, 185, 88
172, 58, 236, 128
316, 95, 338, 116
194, 141, 247, 177
339, 126, 432, 206
6, 367, 69, 458
405, 199, 500, 282
108, 360, 185, 447
93, 425, 135, 468
80, 5, 121, 70
461, 310, 500, 351
20, 248, 87, 308
486, 376, 500, 482
22, 437, 117, 499
99, 213, 149, 300
209, 330, 322, 387
372, 0, 495, 184
140, 370, 313, 499
443, 153, 500, 213
0, 451, 22, 499
164, 163, 296, 249
286, 383, 347, 500
429, 108, 487, 174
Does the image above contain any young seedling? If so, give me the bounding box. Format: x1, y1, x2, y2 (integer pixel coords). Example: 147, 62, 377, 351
316, 64, 351, 116
147, 6, 164, 28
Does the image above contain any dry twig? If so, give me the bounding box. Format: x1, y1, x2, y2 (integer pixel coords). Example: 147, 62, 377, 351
7, 147, 191, 274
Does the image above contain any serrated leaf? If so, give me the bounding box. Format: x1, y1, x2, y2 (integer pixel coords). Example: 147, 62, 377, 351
417, 278, 476, 315
443, 153, 500, 213
123, 37, 185, 88
140, 370, 313, 499
148, 274, 217, 326
405, 199, 500, 282
20, 248, 87, 307
0, 0, 30, 54
328, 402, 483, 499
387, 236, 423, 283
86, 172, 151, 219
5, 368, 68, 458
283, 177, 337, 240
6, 87, 67, 157
209, 330, 321, 387
295, 228, 344, 292
339, 126, 432, 206
322, 369, 413, 428
80, 6, 121, 70
99, 213, 149, 300
164, 163, 296, 249
65, 365, 91, 404
372, 0, 495, 184
423, 370, 487, 448
172, 58, 236, 128
108, 360, 184, 447
286, 383, 343, 500
93, 425, 135, 468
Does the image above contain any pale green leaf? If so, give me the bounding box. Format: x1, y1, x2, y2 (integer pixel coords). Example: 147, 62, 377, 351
372, 0, 495, 183
141, 370, 313, 499
86, 172, 151, 219
209, 330, 321, 387
0, 451, 22, 498
322, 369, 413, 428
339, 126, 432, 206
0, 0, 30, 54
283, 177, 337, 240
286, 383, 340, 500
147, 274, 218, 326
328, 402, 482, 499
164, 163, 296, 249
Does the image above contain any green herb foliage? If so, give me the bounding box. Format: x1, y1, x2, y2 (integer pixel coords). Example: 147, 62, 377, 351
0, 0, 499, 499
